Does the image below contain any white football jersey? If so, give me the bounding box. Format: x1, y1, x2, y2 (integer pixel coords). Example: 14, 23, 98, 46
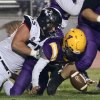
0, 15, 43, 73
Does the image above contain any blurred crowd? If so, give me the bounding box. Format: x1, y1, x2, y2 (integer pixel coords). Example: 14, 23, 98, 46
17, 0, 50, 17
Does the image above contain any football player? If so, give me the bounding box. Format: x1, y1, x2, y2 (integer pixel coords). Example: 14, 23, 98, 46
47, 24, 97, 95
49, 0, 97, 86
77, 0, 100, 88
0, 7, 62, 95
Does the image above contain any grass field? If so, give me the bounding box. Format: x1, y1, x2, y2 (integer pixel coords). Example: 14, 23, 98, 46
1, 68, 100, 100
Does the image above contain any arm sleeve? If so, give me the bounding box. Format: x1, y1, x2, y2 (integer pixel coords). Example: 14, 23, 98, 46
32, 57, 50, 87
56, 0, 84, 15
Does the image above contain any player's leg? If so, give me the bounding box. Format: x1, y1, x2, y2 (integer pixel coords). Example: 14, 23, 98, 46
0, 61, 11, 91
3, 79, 13, 95
94, 6, 100, 89
47, 64, 76, 95
10, 56, 37, 96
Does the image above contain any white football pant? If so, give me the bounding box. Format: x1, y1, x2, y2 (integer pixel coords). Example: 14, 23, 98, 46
0, 61, 11, 87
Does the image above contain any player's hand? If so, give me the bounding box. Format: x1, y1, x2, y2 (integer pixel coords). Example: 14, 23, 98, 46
30, 49, 40, 59
34, 50, 40, 59
30, 86, 40, 95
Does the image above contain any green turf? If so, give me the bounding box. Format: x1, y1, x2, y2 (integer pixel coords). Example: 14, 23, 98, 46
1, 68, 100, 100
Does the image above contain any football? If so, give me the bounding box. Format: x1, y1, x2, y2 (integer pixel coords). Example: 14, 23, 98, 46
70, 71, 88, 92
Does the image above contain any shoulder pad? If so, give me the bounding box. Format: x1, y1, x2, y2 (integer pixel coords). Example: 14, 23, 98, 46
43, 38, 59, 61
24, 15, 33, 30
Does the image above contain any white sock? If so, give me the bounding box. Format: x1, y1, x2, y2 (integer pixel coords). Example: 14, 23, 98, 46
3, 80, 13, 96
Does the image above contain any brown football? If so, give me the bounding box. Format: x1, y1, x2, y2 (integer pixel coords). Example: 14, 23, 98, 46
70, 71, 88, 92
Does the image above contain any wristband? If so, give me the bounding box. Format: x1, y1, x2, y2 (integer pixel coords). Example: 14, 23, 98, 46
97, 16, 100, 22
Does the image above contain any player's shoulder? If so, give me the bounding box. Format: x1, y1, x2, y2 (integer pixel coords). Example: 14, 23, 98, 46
43, 37, 60, 46
43, 37, 62, 61
23, 15, 37, 30
24, 15, 33, 23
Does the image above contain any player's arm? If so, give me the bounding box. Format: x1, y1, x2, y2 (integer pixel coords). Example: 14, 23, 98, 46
11, 17, 38, 58
81, 8, 100, 22
31, 57, 50, 91
56, 0, 84, 15
80, 0, 100, 22
32, 41, 59, 86
11, 23, 31, 55
31, 40, 59, 94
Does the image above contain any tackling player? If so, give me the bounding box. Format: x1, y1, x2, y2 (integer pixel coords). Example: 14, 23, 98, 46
0, 7, 62, 95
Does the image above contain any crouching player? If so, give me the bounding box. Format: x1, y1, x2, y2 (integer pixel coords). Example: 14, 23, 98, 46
47, 24, 97, 95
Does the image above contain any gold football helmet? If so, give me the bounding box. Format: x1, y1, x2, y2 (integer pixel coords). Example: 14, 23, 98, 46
64, 28, 86, 54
